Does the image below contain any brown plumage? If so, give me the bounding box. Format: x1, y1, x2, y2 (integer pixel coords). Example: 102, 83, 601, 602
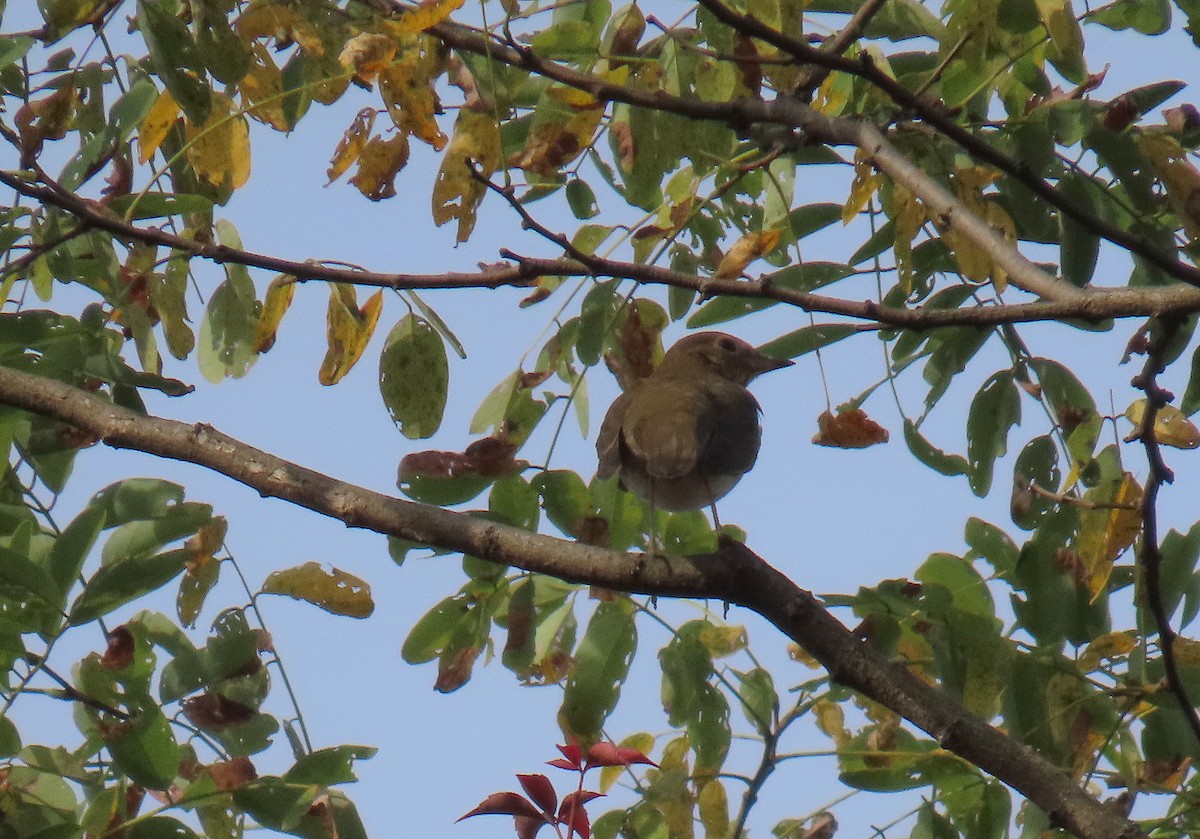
596, 332, 792, 522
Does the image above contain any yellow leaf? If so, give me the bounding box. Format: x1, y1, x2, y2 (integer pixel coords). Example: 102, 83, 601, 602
1126, 399, 1200, 448
1078, 631, 1136, 672
318, 286, 384, 385
1136, 133, 1200, 241
236, 4, 324, 54
813, 699, 850, 749
349, 133, 411, 200
185, 93, 251, 189
260, 561, 375, 618
813, 71, 852, 116
239, 43, 288, 131
713, 229, 781, 279
697, 779, 729, 839
1171, 637, 1200, 666
254, 274, 296, 353
1075, 472, 1142, 601
383, 0, 465, 35
511, 105, 604, 176
983, 200, 1017, 293
888, 183, 925, 294
379, 37, 448, 150
432, 109, 501, 243
842, 149, 879, 223
327, 108, 377, 184
338, 32, 398, 84
138, 89, 181, 164
696, 624, 747, 658
1035, 0, 1084, 70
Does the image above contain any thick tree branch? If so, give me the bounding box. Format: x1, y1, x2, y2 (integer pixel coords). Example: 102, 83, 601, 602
0, 364, 1147, 839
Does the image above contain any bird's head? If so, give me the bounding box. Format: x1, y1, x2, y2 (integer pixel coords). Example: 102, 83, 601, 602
658, 332, 793, 385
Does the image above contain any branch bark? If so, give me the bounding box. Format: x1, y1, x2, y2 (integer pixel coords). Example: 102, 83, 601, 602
0, 364, 1146, 839
8, 168, 1200, 331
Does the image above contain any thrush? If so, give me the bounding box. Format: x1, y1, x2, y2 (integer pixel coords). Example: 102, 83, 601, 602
596, 332, 792, 537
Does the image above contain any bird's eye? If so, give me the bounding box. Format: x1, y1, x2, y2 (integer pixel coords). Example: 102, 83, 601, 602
717, 336, 739, 353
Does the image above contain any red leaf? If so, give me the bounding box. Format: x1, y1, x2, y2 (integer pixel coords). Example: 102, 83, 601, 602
517, 773, 557, 815
458, 792, 547, 822
585, 742, 658, 769
557, 797, 593, 839
549, 743, 583, 772
560, 790, 603, 812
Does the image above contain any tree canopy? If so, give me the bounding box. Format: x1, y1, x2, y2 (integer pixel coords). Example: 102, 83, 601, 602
4, 1, 1200, 838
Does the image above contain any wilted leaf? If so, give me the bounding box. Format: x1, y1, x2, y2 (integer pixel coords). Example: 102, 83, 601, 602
260, 561, 374, 618
812, 408, 890, 448
185, 92, 251, 189
182, 693, 257, 731
239, 42, 288, 130
713, 229, 781, 279
138, 88, 181, 164
327, 108, 376, 184
432, 109, 501, 242
338, 32, 398, 84
1126, 399, 1200, 448
379, 38, 447, 150
349, 133, 411, 200
253, 275, 296, 353
318, 285, 383, 385
1075, 473, 1143, 600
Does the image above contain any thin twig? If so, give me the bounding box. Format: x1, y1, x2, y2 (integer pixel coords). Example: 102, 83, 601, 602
1130, 317, 1200, 749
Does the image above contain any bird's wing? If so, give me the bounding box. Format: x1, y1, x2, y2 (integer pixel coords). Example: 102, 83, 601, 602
620, 380, 708, 479
596, 389, 632, 479
697, 382, 762, 475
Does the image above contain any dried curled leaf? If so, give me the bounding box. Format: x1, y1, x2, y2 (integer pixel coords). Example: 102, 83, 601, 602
713, 229, 781, 280
327, 108, 376, 184
812, 408, 890, 448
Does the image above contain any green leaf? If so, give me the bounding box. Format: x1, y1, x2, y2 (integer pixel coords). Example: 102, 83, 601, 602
734, 667, 777, 736
566, 177, 599, 219
1011, 435, 1061, 530
284, 745, 377, 786
560, 599, 637, 742
379, 315, 449, 439
1058, 174, 1102, 287
104, 707, 181, 790
532, 470, 594, 537
577, 280, 620, 365
100, 502, 212, 564
104, 193, 214, 220
198, 277, 259, 383
1091, 0, 1171, 33
234, 779, 317, 832
903, 419, 969, 477
489, 474, 540, 531
127, 817, 200, 839
0, 545, 64, 607
966, 371, 1021, 496
70, 549, 192, 626
47, 505, 106, 593
759, 324, 858, 359
964, 517, 1020, 580
402, 596, 467, 664
137, 0, 211, 123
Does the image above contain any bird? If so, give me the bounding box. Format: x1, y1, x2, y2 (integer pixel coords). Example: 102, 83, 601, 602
596, 331, 793, 543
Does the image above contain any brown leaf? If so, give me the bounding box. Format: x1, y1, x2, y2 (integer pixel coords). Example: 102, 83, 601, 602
436, 644, 482, 693
182, 693, 256, 731
812, 408, 890, 448
205, 756, 257, 792
101, 625, 135, 670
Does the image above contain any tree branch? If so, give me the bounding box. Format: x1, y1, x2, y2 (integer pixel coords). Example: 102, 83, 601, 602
1129, 319, 1200, 748
688, 0, 1200, 290
0, 364, 1147, 839
10, 165, 1200, 329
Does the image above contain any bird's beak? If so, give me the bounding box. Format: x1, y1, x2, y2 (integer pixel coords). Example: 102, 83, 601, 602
753, 353, 794, 375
